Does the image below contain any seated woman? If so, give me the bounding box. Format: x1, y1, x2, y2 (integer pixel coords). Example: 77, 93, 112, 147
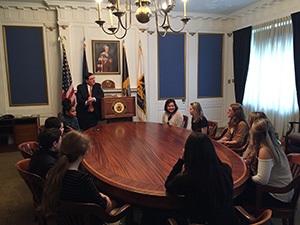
189, 102, 208, 134
250, 118, 293, 204
58, 98, 80, 134
162, 99, 183, 128
165, 132, 238, 225
42, 131, 114, 222
218, 103, 249, 148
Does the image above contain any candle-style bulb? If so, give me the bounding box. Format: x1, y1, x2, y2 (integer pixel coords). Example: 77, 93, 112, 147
96, 0, 102, 20
182, 0, 187, 18
109, 9, 114, 27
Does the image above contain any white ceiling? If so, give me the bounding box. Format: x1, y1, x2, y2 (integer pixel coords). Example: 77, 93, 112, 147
0, 0, 277, 15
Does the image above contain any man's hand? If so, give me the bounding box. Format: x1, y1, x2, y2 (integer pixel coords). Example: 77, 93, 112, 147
87, 96, 94, 103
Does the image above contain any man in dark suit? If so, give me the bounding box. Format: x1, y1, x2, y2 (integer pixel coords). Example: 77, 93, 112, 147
76, 72, 104, 130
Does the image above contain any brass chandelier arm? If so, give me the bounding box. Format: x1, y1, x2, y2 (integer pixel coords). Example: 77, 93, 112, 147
115, 10, 132, 30
153, 0, 168, 28
113, 26, 128, 39
95, 0, 190, 38
168, 16, 190, 33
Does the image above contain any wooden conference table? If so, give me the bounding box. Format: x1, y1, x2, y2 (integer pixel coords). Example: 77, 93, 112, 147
82, 122, 249, 209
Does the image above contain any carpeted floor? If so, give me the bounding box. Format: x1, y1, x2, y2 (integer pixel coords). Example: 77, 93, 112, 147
0, 147, 299, 225
0, 151, 37, 225
0, 150, 58, 225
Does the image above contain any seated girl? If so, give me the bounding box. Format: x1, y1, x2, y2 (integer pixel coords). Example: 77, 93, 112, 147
162, 99, 183, 128
189, 102, 208, 134
218, 103, 249, 148
42, 131, 114, 223
165, 132, 238, 225
58, 98, 80, 134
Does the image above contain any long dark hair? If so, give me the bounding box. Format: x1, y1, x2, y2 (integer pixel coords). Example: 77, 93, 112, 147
183, 132, 233, 212
42, 131, 90, 216
164, 98, 178, 114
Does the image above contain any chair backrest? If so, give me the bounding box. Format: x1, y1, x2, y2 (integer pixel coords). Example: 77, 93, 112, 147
255, 169, 300, 222
38, 125, 45, 133
182, 115, 189, 129
18, 141, 39, 158
287, 154, 300, 208
15, 158, 47, 225
290, 175, 300, 209
207, 120, 218, 137
56, 201, 132, 225
235, 206, 272, 225
231, 140, 250, 156
212, 127, 228, 140
287, 153, 300, 178
101, 79, 115, 89
15, 158, 45, 207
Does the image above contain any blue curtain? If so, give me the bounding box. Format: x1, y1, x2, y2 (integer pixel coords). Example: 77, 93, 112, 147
233, 26, 252, 104
292, 12, 300, 110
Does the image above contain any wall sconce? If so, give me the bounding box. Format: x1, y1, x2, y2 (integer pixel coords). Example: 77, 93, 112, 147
59, 25, 69, 30
43, 23, 55, 31
227, 32, 233, 37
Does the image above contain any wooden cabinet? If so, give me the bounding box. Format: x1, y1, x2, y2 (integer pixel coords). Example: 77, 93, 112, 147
0, 119, 14, 139
0, 116, 40, 146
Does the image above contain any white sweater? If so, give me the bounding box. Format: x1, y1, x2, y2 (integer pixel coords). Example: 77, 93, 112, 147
252, 158, 293, 203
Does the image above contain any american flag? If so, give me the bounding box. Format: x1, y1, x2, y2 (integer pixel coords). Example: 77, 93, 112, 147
62, 44, 76, 105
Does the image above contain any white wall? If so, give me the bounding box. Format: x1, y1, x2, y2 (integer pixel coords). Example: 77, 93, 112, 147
0, 0, 299, 127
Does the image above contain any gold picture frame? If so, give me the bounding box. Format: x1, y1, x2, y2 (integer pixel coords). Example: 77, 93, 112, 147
92, 40, 120, 75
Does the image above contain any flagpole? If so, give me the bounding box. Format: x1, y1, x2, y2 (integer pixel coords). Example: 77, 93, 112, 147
137, 44, 147, 121
82, 37, 89, 83
122, 43, 131, 97
61, 37, 76, 105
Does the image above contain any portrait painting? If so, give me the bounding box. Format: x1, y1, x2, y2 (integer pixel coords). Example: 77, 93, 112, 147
92, 40, 120, 75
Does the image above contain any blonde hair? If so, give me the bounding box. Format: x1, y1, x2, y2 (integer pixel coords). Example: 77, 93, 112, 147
190, 102, 204, 122
250, 118, 286, 164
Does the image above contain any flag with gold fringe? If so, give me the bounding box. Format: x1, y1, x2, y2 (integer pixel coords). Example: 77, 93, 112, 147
82, 40, 89, 83
61, 43, 76, 105
122, 45, 131, 96
137, 46, 147, 121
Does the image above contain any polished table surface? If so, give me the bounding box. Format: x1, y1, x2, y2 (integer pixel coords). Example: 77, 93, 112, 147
82, 122, 249, 209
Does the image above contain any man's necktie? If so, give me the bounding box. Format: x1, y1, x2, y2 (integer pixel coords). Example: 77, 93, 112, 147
88, 86, 94, 112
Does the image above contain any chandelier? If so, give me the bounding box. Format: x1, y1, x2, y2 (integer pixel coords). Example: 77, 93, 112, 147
95, 0, 190, 39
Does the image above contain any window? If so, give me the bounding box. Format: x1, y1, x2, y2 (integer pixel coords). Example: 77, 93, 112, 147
243, 17, 299, 135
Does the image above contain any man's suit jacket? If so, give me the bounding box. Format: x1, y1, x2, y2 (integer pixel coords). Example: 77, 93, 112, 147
76, 83, 104, 123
